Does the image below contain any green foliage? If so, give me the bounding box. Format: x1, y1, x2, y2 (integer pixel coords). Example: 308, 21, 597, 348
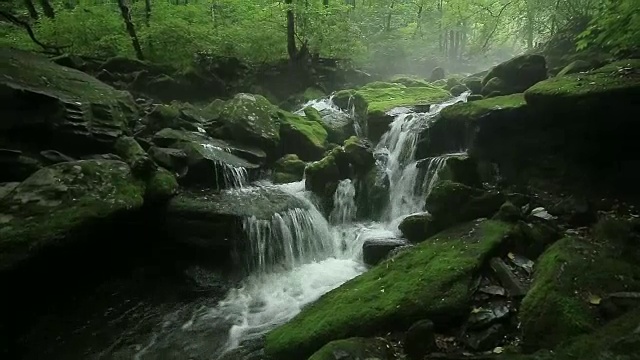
577, 0, 640, 56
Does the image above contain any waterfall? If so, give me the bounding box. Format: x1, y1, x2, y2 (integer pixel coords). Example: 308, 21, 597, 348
219, 163, 249, 189
375, 93, 469, 222
329, 179, 357, 224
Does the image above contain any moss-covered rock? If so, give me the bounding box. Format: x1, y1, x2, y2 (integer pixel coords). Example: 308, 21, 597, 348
145, 167, 178, 202
430, 67, 446, 82
519, 231, 640, 351
0, 48, 138, 155
524, 60, 640, 109
304, 147, 349, 203
425, 180, 504, 230
464, 77, 483, 94
303, 106, 352, 144
433, 153, 482, 188
303, 87, 326, 101
481, 77, 509, 96
114, 136, 156, 177
152, 128, 259, 188
482, 54, 548, 95
0, 160, 145, 271
450, 84, 469, 96
493, 201, 522, 223
277, 110, 328, 161
342, 136, 374, 174
356, 167, 389, 220
264, 219, 513, 360
398, 212, 439, 243
148, 146, 188, 176
307, 337, 393, 360
273, 154, 306, 184
357, 82, 452, 116
389, 76, 430, 88
211, 93, 281, 155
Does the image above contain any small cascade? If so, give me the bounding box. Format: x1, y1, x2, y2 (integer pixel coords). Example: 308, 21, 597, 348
375, 93, 469, 221
420, 152, 466, 197
219, 163, 248, 189
242, 206, 334, 273
329, 179, 357, 224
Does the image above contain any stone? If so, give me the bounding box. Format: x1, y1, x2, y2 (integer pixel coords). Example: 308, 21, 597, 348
308, 337, 393, 360
0, 149, 42, 182
342, 136, 374, 174
264, 220, 513, 359
404, 319, 437, 360
272, 154, 306, 184
493, 202, 522, 223
450, 84, 469, 96
39, 150, 75, 165
0, 160, 145, 272
276, 110, 328, 161
148, 146, 189, 176
557, 60, 593, 77
430, 67, 446, 82
114, 136, 156, 177
482, 55, 548, 95
303, 106, 354, 145
398, 212, 439, 243
362, 237, 407, 266
0, 48, 138, 155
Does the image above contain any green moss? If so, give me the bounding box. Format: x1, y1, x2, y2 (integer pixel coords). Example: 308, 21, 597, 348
303, 87, 327, 101
145, 167, 178, 202
591, 59, 640, 74
519, 236, 640, 351
264, 220, 512, 360
308, 337, 392, 360
524, 64, 640, 107
273, 154, 306, 183
114, 136, 155, 177
357, 83, 451, 115
431, 79, 447, 88
277, 110, 328, 148
440, 94, 527, 122
388, 76, 430, 87
556, 60, 593, 77
0, 160, 145, 270
217, 93, 281, 151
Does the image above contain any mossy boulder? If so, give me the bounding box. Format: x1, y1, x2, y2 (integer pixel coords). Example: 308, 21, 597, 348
145, 167, 178, 202
210, 93, 280, 155
519, 227, 640, 351
0, 48, 138, 155
0, 160, 145, 271
416, 94, 528, 160
482, 54, 548, 95
481, 77, 509, 96
356, 167, 389, 220
398, 212, 439, 243
524, 59, 640, 109
148, 146, 188, 176
304, 147, 350, 204
308, 337, 393, 360
357, 82, 452, 116
273, 154, 306, 184
425, 180, 504, 230
303, 106, 352, 144
428, 153, 482, 188
143, 102, 213, 135
113, 136, 156, 177
463, 77, 483, 94
450, 84, 469, 96
152, 128, 259, 188
264, 219, 513, 360
389, 76, 430, 88
332, 89, 367, 118
342, 136, 374, 174
430, 67, 446, 82
276, 110, 328, 161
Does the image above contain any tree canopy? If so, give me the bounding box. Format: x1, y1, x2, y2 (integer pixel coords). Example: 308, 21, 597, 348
1, 0, 638, 75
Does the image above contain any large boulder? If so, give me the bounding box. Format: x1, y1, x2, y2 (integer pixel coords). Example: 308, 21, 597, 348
481, 54, 548, 95
207, 93, 280, 156
519, 218, 640, 351
302, 106, 353, 145
272, 154, 306, 184
152, 128, 260, 188
0, 48, 138, 155
0, 160, 145, 272
276, 110, 328, 161
165, 187, 307, 253
264, 220, 513, 359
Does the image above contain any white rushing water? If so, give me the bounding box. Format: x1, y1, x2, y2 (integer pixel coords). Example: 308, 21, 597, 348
133, 93, 469, 360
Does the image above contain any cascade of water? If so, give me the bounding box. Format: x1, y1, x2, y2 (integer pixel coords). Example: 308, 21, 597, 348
219, 163, 248, 189
375, 93, 469, 222
297, 95, 365, 139
329, 179, 357, 224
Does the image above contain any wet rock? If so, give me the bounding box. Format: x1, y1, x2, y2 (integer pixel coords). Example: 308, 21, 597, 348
450, 84, 469, 96
489, 258, 528, 298
303, 106, 354, 145
114, 136, 156, 178
362, 238, 407, 266
557, 59, 593, 76
272, 154, 305, 184
467, 302, 510, 330
305, 147, 350, 206
148, 146, 189, 176
0, 160, 145, 272
0, 149, 42, 182
39, 150, 75, 165
342, 136, 375, 174
0, 182, 19, 201
425, 181, 505, 230
404, 319, 437, 360
152, 128, 259, 188
398, 212, 439, 243
1, 48, 138, 155
463, 78, 483, 94
308, 337, 393, 360
549, 196, 597, 227
385, 244, 414, 260
356, 166, 389, 220
464, 324, 506, 351
479, 285, 506, 297
264, 220, 514, 360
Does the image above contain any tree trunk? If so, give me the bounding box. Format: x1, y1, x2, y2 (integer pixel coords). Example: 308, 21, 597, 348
24, 0, 39, 20
449, 30, 454, 59
323, 0, 328, 8
116, 0, 145, 60
285, 0, 297, 63
144, 0, 151, 27
37, 0, 55, 19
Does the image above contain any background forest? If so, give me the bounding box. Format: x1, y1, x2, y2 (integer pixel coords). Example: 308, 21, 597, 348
1, 0, 638, 78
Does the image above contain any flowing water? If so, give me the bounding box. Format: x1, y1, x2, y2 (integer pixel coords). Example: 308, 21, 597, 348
98, 93, 470, 360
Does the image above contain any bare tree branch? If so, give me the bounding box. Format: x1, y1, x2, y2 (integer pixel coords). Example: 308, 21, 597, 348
0, 10, 67, 53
